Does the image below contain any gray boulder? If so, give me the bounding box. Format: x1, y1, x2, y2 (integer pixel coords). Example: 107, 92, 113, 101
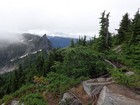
82, 78, 114, 97
60, 92, 82, 105
11, 100, 20, 105
97, 84, 140, 105
1, 100, 22, 105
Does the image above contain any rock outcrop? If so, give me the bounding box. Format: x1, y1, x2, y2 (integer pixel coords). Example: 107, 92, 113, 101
97, 84, 140, 105
2, 100, 24, 105
61, 77, 140, 105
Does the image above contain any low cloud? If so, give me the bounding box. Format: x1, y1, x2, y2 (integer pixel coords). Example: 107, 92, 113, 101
0, 0, 139, 42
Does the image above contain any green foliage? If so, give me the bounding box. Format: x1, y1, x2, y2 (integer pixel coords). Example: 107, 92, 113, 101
110, 68, 140, 87
96, 11, 111, 52
35, 53, 45, 76
1, 10, 140, 104
108, 43, 140, 87
12, 84, 35, 98
46, 72, 88, 94
131, 10, 140, 43
119, 44, 140, 69
20, 93, 47, 105
0, 51, 47, 98
117, 13, 131, 43
0, 95, 13, 105
70, 39, 75, 47
76, 36, 87, 46
51, 46, 108, 78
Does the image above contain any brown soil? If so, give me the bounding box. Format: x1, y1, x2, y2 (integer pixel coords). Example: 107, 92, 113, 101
70, 85, 90, 105
43, 92, 60, 105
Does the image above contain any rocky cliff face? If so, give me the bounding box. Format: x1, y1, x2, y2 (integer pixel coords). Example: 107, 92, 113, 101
0, 33, 52, 74
21, 33, 52, 52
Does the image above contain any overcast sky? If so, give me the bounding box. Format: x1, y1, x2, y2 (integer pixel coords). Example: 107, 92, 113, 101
0, 0, 140, 39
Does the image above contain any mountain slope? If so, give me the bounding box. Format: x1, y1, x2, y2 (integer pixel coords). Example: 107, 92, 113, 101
0, 33, 52, 74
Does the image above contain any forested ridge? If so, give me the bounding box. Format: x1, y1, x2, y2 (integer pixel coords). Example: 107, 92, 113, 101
0, 10, 140, 105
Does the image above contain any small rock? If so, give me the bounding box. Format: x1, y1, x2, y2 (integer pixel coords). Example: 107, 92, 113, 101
106, 77, 113, 82
125, 71, 135, 76
11, 100, 20, 105
9, 100, 24, 105
86, 79, 96, 83
60, 92, 82, 105
97, 78, 106, 82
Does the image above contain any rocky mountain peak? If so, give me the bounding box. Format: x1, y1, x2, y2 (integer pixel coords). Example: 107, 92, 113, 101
42, 34, 47, 38
0, 33, 52, 74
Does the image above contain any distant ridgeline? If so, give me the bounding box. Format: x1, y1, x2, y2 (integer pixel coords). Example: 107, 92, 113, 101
48, 36, 78, 48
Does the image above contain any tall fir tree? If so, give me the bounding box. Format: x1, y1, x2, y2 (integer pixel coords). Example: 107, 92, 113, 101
131, 9, 140, 43
83, 35, 87, 46
97, 11, 111, 52
18, 64, 24, 87
117, 13, 131, 43
70, 39, 75, 47
36, 53, 45, 76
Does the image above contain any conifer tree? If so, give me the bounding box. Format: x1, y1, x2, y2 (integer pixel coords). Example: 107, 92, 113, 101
117, 13, 131, 43
13, 69, 19, 91
131, 9, 140, 43
77, 36, 87, 46
97, 11, 111, 51
70, 39, 75, 47
36, 53, 45, 75
83, 35, 87, 46
18, 64, 24, 87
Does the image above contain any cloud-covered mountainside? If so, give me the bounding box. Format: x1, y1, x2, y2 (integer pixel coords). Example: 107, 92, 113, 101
0, 33, 78, 74
0, 33, 52, 73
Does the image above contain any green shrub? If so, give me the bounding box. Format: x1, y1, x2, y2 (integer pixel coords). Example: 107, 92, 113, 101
20, 93, 47, 105
110, 68, 140, 87
12, 84, 34, 98
51, 47, 108, 78
0, 95, 13, 105
46, 72, 88, 94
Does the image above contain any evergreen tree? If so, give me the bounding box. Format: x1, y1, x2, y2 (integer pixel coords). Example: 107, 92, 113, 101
18, 64, 24, 87
83, 35, 87, 46
117, 13, 131, 43
77, 36, 82, 45
0, 76, 3, 86
36, 53, 45, 75
131, 9, 140, 43
70, 39, 75, 47
13, 69, 19, 91
77, 36, 87, 46
18, 64, 23, 77
97, 11, 111, 51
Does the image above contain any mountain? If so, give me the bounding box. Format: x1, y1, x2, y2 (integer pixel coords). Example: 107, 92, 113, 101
0, 33, 78, 74
0, 10, 140, 105
47, 36, 78, 48
0, 33, 52, 74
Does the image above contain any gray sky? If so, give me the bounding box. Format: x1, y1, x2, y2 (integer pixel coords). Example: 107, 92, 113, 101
0, 0, 140, 39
